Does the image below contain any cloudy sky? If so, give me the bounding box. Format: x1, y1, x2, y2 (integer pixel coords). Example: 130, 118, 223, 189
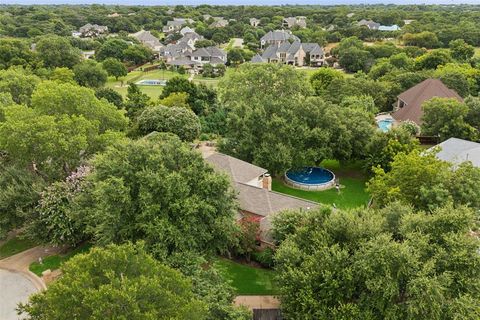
1, 0, 478, 5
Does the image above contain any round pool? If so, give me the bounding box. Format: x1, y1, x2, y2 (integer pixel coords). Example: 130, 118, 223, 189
285, 166, 335, 191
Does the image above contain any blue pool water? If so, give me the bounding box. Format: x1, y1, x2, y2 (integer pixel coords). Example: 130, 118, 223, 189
285, 167, 335, 185
377, 119, 394, 132
136, 79, 167, 86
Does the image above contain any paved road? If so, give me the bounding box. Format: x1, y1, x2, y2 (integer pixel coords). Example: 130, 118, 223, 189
0, 269, 38, 320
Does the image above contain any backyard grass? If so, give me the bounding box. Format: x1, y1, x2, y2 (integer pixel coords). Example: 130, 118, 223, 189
106, 68, 222, 99
29, 243, 92, 276
214, 258, 279, 295
272, 160, 371, 209
0, 236, 37, 259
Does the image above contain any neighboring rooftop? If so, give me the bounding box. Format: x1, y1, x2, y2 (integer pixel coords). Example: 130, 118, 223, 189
260, 30, 300, 44
392, 78, 463, 125
431, 138, 480, 168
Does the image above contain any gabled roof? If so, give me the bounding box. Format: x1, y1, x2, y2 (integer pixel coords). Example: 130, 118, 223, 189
190, 46, 226, 58
260, 30, 300, 43
235, 182, 317, 217
302, 43, 324, 55
205, 153, 267, 184
251, 54, 264, 63
431, 138, 480, 168
131, 30, 160, 43
392, 78, 463, 125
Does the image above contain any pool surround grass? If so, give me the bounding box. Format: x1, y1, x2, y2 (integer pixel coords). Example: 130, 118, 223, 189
273, 160, 370, 209
214, 258, 279, 295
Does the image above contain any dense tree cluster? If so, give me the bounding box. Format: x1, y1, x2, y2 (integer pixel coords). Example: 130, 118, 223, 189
273, 203, 480, 319
218, 64, 375, 175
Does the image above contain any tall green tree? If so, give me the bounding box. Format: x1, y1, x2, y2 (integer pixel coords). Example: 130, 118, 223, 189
137, 105, 200, 141
368, 150, 480, 210
274, 203, 480, 319
18, 243, 208, 320
102, 58, 127, 80
421, 98, 478, 141
36, 35, 81, 68
73, 60, 108, 88
81, 134, 238, 259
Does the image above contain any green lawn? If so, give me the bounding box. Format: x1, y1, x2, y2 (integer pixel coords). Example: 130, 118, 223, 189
107, 68, 222, 100
214, 258, 279, 295
272, 160, 371, 209
29, 243, 92, 276
0, 236, 37, 259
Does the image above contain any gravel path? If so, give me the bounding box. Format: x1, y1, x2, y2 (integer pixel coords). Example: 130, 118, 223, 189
234, 295, 280, 310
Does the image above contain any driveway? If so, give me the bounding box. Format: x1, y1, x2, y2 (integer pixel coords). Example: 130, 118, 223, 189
0, 269, 38, 320
0, 245, 63, 319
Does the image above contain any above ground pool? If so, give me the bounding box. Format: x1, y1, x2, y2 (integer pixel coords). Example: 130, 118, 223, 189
285, 166, 335, 191
377, 118, 394, 132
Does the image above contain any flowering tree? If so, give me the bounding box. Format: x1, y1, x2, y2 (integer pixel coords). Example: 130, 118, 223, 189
26, 166, 91, 246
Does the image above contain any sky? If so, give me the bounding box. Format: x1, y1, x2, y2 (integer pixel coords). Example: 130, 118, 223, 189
1, 0, 480, 5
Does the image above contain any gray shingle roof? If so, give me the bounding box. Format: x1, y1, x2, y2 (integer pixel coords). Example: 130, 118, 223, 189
236, 182, 317, 217
251, 54, 264, 63
431, 138, 480, 168
205, 153, 267, 184
260, 30, 300, 43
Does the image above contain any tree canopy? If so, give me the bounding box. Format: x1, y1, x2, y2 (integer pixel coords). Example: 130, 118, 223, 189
273, 203, 480, 319
80, 133, 238, 259
19, 243, 208, 320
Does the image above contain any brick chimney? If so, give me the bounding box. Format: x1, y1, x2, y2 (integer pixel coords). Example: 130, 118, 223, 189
262, 173, 272, 191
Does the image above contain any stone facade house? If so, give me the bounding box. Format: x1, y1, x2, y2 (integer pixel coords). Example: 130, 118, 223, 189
260, 41, 324, 67
260, 30, 300, 49
163, 18, 193, 33
189, 46, 227, 65
282, 16, 307, 29
250, 18, 260, 27
130, 30, 163, 52
210, 17, 229, 28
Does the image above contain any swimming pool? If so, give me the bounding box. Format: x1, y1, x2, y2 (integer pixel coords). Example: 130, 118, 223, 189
377, 118, 394, 132
135, 79, 167, 86
285, 167, 335, 191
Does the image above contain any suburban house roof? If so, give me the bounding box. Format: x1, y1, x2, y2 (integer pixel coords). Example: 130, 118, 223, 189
205, 153, 267, 184
210, 18, 229, 28
392, 78, 463, 125
431, 138, 480, 168
260, 30, 300, 43
180, 26, 195, 35
283, 16, 307, 28
261, 41, 323, 61
131, 30, 161, 43
357, 19, 380, 30
236, 182, 316, 218
251, 54, 264, 63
